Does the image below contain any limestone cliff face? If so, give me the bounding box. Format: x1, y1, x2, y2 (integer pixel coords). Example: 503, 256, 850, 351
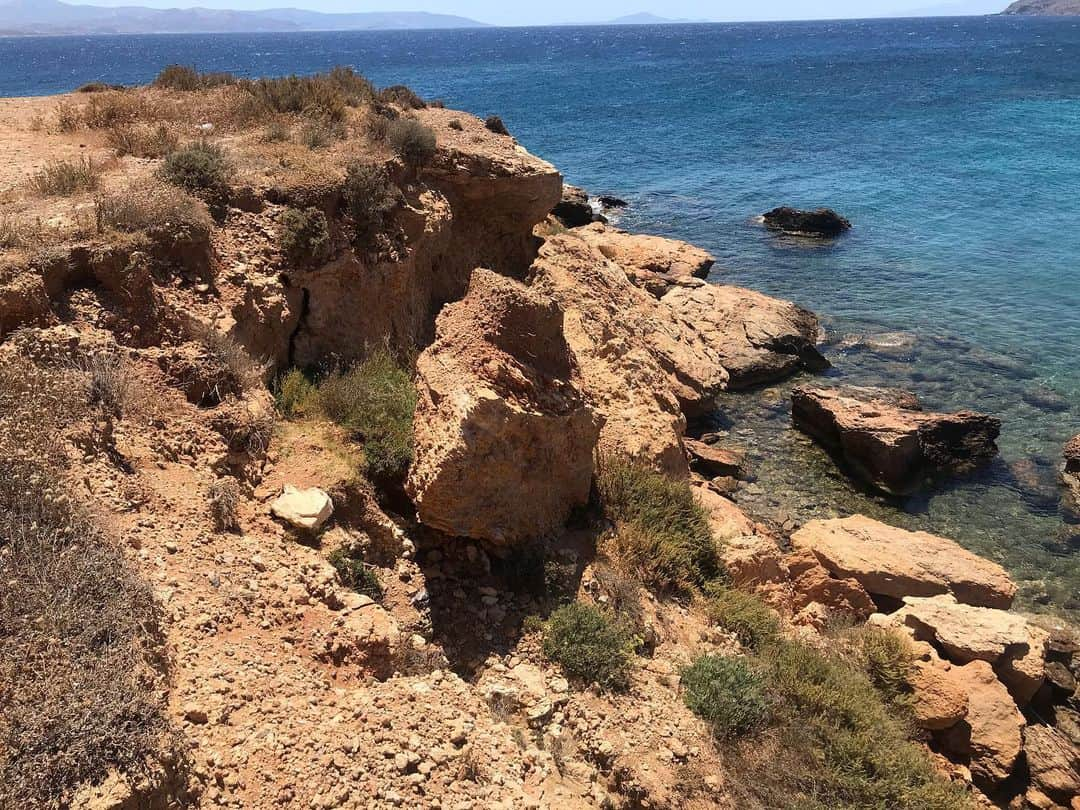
1003, 0, 1080, 15
260, 111, 562, 370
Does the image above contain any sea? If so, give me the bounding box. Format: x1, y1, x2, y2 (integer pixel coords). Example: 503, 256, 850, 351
1, 17, 1079, 614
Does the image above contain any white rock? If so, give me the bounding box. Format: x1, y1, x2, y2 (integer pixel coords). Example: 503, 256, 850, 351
269, 485, 333, 531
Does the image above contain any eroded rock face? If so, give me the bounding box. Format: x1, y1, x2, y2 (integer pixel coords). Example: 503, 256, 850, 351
1064, 435, 1080, 522
407, 269, 598, 544
792, 387, 1001, 496
763, 206, 851, 238
790, 515, 1017, 609
574, 223, 715, 293
529, 235, 727, 474
662, 284, 829, 389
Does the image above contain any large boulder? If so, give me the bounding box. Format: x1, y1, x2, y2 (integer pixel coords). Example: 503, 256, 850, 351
940, 660, 1026, 790
790, 515, 1016, 609
997, 623, 1049, 705
406, 269, 598, 545
791, 387, 1001, 496
574, 222, 715, 293
662, 284, 829, 389
785, 548, 876, 622
763, 206, 851, 238
1064, 435, 1080, 522
529, 235, 728, 474
895, 594, 1030, 665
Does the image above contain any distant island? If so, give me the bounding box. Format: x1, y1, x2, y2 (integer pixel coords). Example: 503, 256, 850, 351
1002, 0, 1080, 13
607, 12, 708, 24
0, 0, 487, 35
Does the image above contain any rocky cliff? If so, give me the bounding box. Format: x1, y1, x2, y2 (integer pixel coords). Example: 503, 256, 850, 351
1, 72, 1077, 810
1003, 0, 1080, 14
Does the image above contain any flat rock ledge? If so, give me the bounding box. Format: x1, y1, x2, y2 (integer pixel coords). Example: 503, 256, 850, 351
406, 269, 599, 544
791, 515, 1017, 609
792, 386, 1001, 496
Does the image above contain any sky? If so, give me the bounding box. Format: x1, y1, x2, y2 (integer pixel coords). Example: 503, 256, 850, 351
59, 0, 1009, 27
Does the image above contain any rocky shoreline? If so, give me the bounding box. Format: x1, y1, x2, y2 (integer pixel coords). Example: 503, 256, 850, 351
1, 73, 1078, 809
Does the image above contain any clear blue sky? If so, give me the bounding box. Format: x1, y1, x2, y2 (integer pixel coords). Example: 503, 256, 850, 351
64, 0, 1008, 27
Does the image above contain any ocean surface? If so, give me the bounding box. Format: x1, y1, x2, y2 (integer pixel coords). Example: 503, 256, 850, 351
2, 18, 1079, 612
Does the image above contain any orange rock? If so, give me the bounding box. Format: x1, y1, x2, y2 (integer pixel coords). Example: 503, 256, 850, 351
908, 658, 968, 731
407, 269, 598, 544
791, 515, 1017, 609
896, 594, 1030, 664
1025, 725, 1080, 802
785, 548, 875, 620
940, 660, 1025, 790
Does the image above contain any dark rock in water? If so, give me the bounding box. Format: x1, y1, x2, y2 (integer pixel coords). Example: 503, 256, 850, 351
1023, 385, 1070, 413
597, 195, 628, 209
763, 206, 851, 238
551, 184, 597, 228
791, 386, 1001, 496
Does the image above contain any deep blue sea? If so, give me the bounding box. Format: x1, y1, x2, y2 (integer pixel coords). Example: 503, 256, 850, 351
2, 18, 1079, 610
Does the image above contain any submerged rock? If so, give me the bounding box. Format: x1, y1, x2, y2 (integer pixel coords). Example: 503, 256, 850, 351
407, 269, 598, 545
791, 386, 1001, 496
597, 195, 628, 209
763, 206, 851, 238
791, 515, 1017, 609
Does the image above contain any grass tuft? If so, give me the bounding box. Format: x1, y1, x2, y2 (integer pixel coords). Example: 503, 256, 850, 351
387, 118, 437, 167
30, 157, 101, 197
597, 457, 719, 592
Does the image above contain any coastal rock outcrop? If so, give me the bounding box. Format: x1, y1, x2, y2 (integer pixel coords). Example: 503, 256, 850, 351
791, 386, 1001, 495
790, 515, 1017, 609
406, 269, 598, 544
529, 234, 727, 473
551, 184, 598, 228
763, 206, 851, 238
1063, 434, 1080, 522
573, 222, 715, 293
1024, 725, 1080, 802
663, 284, 829, 389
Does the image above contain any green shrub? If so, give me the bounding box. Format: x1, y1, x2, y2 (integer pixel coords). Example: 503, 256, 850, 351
279, 206, 331, 266
484, 115, 509, 135
702, 583, 780, 651
541, 602, 633, 691
316, 350, 416, 483
159, 140, 232, 196
387, 118, 437, 166
378, 84, 426, 109
681, 655, 770, 739
845, 624, 915, 709
745, 640, 972, 810
597, 457, 718, 592
342, 162, 400, 246
30, 157, 100, 197
274, 368, 318, 418
328, 547, 383, 602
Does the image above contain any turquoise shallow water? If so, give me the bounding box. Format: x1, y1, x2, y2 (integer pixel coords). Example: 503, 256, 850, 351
2, 18, 1079, 610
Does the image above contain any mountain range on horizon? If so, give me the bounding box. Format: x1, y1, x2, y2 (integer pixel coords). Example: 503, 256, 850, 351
0, 0, 1074, 37
0, 0, 488, 34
